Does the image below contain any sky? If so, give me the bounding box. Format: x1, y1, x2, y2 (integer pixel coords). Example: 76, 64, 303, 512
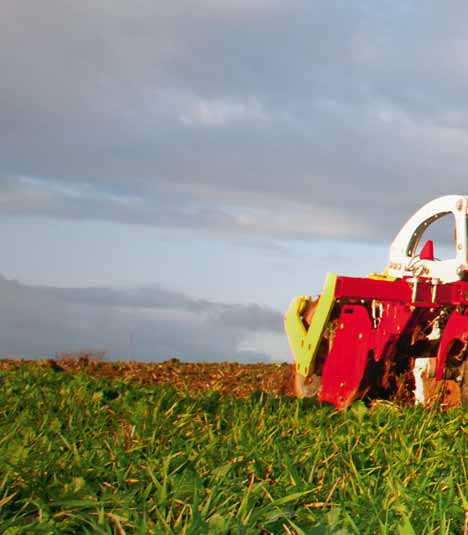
1, 1, 468, 362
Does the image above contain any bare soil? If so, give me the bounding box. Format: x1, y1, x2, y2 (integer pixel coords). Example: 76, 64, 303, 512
0, 356, 296, 397
0, 356, 461, 407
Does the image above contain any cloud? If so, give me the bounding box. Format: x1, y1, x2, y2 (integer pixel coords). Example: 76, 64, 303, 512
0, 175, 370, 241
180, 97, 266, 126
2, 1, 468, 243
0, 274, 286, 362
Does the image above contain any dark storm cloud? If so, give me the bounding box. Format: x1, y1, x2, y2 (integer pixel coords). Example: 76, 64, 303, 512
2, 1, 468, 240
0, 274, 282, 361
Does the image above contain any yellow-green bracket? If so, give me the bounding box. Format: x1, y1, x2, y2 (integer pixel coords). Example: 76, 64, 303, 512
284, 272, 337, 377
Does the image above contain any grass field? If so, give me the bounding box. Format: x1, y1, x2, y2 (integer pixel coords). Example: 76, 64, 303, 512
1, 362, 468, 534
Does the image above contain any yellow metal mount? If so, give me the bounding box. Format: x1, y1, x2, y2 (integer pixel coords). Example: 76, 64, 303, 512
284, 272, 337, 377
367, 271, 397, 281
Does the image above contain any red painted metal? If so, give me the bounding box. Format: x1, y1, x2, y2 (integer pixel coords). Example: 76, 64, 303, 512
435, 310, 468, 380
314, 274, 468, 408
334, 275, 468, 306
319, 305, 372, 409
335, 276, 412, 302
371, 302, 413, 362
419, 240, 434, 260
318, 300, 415, 408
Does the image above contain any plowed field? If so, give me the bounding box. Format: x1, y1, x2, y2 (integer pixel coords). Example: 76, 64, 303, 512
0, 356, 462, 407
0, 356, 296, 397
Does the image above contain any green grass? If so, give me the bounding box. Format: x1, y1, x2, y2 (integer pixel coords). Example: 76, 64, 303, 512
1, 367, 468, 534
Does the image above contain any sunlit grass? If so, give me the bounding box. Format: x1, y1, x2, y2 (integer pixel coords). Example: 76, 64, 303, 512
0, 367, 467, 534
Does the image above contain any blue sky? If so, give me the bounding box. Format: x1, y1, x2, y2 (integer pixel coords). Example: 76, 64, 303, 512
1, 1, 467, 362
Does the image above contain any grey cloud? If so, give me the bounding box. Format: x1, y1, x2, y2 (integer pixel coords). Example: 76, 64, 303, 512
2, 1, 468, 242
0, 274, 283, 361
40, 284, 210, 311
0, 176, 370, 241
215, 303, 281, 333
39, 284, 283, 332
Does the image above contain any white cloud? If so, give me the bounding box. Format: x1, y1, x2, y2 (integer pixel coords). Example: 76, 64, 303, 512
180, 97, 266, 126
237, 331, 291, 363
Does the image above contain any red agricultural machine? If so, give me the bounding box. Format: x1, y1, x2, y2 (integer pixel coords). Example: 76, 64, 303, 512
284, 195, 468, 408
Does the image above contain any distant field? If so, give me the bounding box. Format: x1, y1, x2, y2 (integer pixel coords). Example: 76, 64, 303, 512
1, 360, 468, 534
0, 357, 296, 398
